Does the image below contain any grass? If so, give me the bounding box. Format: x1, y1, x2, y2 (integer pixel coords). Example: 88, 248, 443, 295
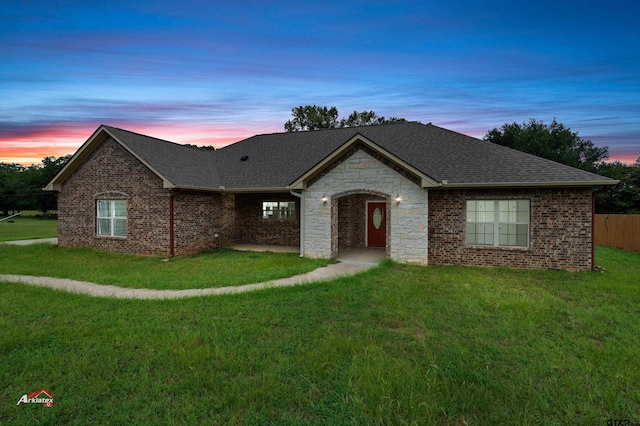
0, 214, 57, 242
1, 246, 639, 424
0, 244, 332, 289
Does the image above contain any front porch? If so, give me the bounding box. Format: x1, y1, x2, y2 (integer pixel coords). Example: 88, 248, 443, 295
331, 191, 390, 257
231, 244, 298, 253
231, 244, 387, 264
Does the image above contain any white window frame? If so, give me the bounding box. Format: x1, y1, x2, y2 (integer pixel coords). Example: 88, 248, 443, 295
97, 200, 127, 237
262, 201, 296, 220
466, 200, 530, 248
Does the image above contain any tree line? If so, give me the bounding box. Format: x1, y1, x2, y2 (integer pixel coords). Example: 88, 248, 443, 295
0, 155, 72, 215
1, 109, 637, 215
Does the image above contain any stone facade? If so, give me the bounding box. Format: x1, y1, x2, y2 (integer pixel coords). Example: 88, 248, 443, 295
428, 188, 593, 271
303, 148, 429, 264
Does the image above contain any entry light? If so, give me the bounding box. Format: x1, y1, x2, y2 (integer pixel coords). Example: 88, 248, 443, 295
395, 194, 401, 206
322, 194, 328, 205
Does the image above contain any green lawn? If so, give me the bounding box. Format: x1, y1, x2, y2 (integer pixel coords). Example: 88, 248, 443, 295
1, 246, 639, 425
0, 245, 332, 289
0, 215, 57, 242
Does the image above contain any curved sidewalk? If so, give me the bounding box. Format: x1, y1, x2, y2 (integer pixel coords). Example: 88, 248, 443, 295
0, 261, 376, 299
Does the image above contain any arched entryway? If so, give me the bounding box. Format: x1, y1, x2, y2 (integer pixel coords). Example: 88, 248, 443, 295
330, 190, 390, 258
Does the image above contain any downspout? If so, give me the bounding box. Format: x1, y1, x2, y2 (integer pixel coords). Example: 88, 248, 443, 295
169, 189, 183, 258
289, 189, 304, 258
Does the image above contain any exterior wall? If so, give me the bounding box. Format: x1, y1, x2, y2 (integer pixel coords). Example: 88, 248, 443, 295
234, 193, 300, 246
304, 149, 429, 264
58, 137, 171, 255
173, 192, 234, 256
428, 188, 593, 271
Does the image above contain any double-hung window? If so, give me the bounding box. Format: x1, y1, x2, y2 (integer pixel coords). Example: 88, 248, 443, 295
262, 201, 296, 220
466, 200, 529, 247
97, 200, 127, 237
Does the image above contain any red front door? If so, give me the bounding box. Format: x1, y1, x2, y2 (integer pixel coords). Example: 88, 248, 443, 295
367, 202, 386, 247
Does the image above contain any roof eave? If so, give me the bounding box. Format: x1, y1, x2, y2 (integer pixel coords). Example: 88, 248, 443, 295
165, 185, 290, 193
438, 180, 620, 189
223, 186, 292, 193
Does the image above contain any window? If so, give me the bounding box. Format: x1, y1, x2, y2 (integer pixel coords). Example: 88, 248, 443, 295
97, 200, 127, 237
262, 201, 296, 220
466, 200, 529, 247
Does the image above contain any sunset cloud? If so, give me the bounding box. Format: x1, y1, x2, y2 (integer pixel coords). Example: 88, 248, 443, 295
1, 0, 638, 165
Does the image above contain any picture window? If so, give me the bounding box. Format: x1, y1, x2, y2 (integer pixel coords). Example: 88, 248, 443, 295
466, 200, 529, 247
97, 200, 127, 237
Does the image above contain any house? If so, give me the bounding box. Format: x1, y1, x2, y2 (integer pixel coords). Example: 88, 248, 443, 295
45, 122, 617, 271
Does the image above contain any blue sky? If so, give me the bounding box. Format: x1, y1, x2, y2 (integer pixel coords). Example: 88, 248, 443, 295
1, 0, 639, 164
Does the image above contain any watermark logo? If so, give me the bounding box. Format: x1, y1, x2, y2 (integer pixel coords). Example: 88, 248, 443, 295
16, 388, 54, 407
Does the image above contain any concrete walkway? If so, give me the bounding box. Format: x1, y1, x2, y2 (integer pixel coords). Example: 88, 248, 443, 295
1, 237, 58, 245
0, 261, 376, 299
0, 241, 384, 299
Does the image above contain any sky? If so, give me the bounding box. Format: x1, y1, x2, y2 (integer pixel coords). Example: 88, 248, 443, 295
1, 0, 639, 166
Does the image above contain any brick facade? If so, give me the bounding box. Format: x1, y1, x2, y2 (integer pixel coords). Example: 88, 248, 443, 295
428, 188, 593, 271
234, 193, 300, 246
57, 136, 594, 271
58, 137, 172, 255
58, 137, 238, 256
172, 191, 233, 256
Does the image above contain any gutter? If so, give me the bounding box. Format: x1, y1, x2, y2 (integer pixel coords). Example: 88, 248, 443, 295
289, 188, 304, 258
436, 180, 619, 189
163, 185, 295, 193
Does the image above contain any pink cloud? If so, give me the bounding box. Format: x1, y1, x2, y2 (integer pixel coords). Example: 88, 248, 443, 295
0, 121, 282, 165
607, 151, 639, 165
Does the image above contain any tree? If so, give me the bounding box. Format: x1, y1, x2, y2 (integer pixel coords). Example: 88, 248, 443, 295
284, 105, 407, 132
0, 163, 24, 215
484, 118, 609, 172
184, 144, 215, 151
0, 155, 71, 215
285, 105, 339, 132
596, 158, 640, 214
33, 155, 72, 212
338, 110, 407, 128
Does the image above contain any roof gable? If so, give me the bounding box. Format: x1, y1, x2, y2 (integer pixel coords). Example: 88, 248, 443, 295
45, 125, 221, 191
289, 133, 440, 190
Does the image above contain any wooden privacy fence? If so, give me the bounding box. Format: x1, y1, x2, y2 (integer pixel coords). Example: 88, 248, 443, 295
594, 214, 640, 252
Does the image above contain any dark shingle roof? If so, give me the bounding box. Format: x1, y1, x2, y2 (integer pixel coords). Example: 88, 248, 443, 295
104, 126, 222, 189
97, 122, 615, 190
213, 128, 357, 188
214, 122, 614, 188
